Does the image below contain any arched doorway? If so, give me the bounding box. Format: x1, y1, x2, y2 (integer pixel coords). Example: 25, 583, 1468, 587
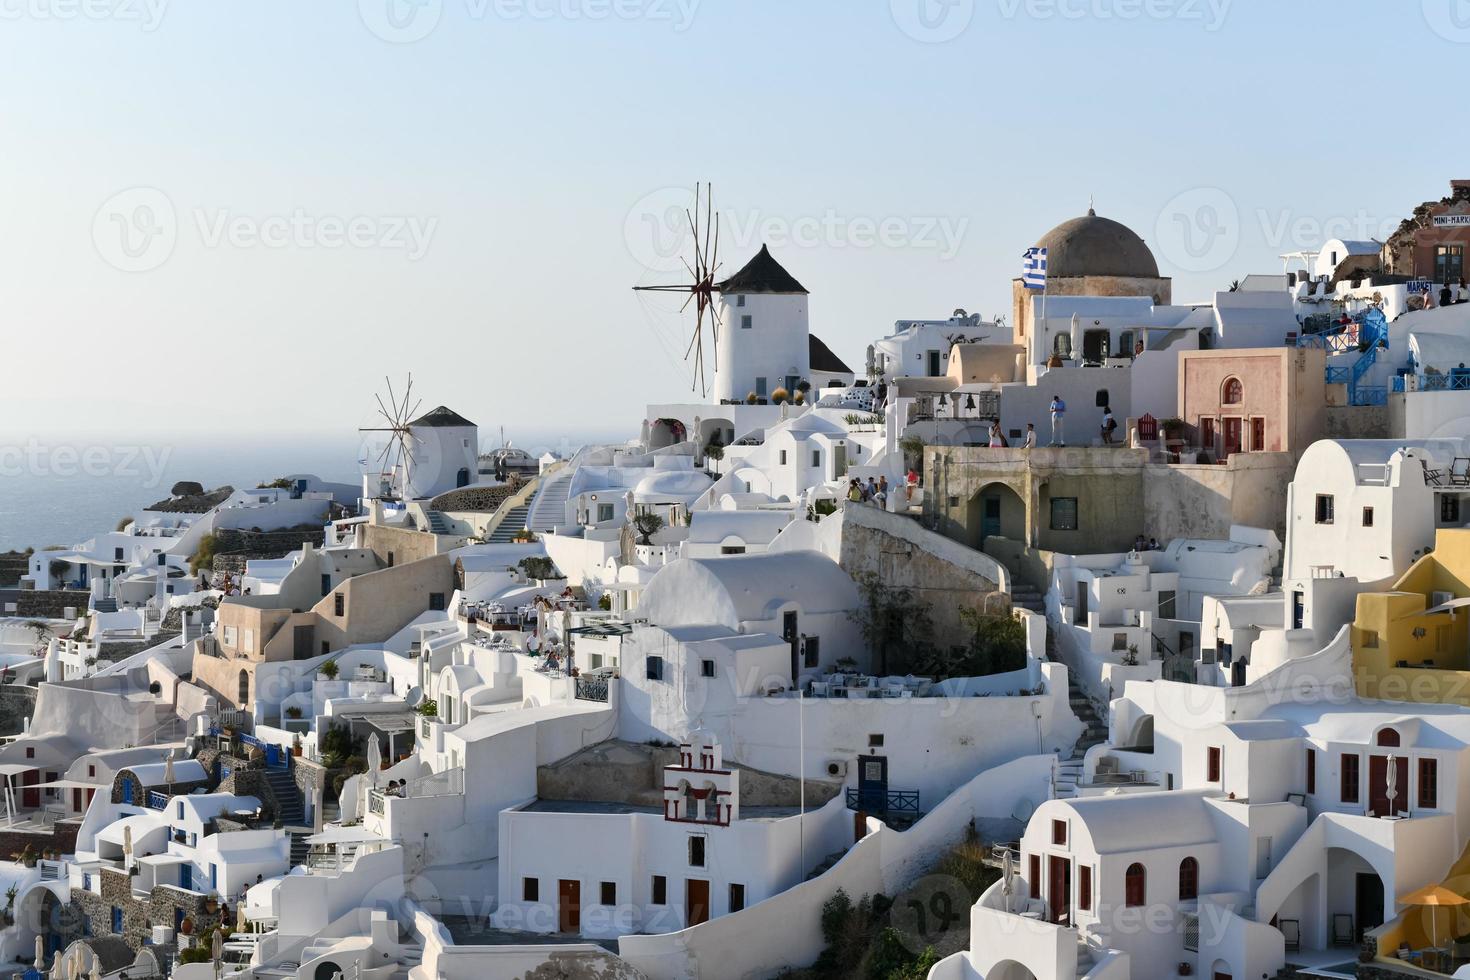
314, 961, 343, 980
648, 418, 687, 451
967, 482, 1025, 553
988, 960, 1039, 980
237, 670, 250, 706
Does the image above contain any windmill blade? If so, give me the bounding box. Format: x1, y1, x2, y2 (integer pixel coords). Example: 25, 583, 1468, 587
401, 376, 415, 424
385, 376, 399, 425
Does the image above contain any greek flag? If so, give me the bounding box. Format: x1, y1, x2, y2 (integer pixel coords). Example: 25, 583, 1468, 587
1022, 247, 1048, 290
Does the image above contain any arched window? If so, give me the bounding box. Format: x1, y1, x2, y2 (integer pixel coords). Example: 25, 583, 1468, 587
1179, 857, 1199, 901
1125, 863, 1146, 907
1222, 377, 1243, 405
237, 670, 249, 706
1377, 728, 1401, 747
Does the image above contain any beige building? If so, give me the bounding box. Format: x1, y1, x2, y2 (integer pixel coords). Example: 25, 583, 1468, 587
193, 554, 454, 709
1177, 347, 1327, 459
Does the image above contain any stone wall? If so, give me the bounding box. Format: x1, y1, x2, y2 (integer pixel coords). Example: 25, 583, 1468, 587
0, 554, 28, 587
361, 523, 440, 567
838, 502, 1009, 651
69, 867, 223, 952
14, 590, 90, 618
0, 685, 37, 737
1325, 404, 1392, 439
0, 819, 79, 860
111, 769, 208, 806
536, 741, 841, 809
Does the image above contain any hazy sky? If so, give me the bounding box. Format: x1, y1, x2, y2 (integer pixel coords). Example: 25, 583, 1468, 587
3, 0, 1467, 444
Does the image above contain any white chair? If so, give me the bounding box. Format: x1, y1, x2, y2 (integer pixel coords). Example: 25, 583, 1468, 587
812, 682, 829, 698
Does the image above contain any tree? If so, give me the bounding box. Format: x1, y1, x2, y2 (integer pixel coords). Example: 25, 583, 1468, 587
957, 607, 1027, 676
632, 512, 665, 544
848, 572, 936, 676
518, 556, 560, 581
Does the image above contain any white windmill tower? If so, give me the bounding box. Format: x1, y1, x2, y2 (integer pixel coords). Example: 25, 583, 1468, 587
359, 375, 479, 503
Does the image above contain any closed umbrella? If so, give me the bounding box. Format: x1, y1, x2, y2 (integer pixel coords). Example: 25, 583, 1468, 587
365, 733, 381, 787
1001, 849, 1014, 910
1400, 884, 1470, 952
1387, 754, 1399, 815
164, 751, 175, 786
123, 824, 133, 868
34, 934, 45, 969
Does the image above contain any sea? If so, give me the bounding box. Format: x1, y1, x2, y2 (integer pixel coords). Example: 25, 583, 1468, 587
0, 428, 604, 552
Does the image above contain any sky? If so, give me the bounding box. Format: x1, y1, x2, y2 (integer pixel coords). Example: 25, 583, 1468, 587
2, 0, 1468, 447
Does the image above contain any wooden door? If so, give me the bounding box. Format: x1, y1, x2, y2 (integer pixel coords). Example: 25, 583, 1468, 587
686, 878, 710, 927
1357, 872, 1385, 937
1223, 417, 1242, 457
22, 770, 38, 809
558, 879, 580, 933
1048, 855, 1071, 924
1368, 756, 1409, 816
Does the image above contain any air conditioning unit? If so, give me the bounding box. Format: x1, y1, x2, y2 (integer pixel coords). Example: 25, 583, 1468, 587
824, 759, 848, 778
152, 925, 175, 945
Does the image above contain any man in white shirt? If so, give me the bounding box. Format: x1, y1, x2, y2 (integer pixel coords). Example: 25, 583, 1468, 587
1023, 423, 1037, 449
1049, 395, 1066, 446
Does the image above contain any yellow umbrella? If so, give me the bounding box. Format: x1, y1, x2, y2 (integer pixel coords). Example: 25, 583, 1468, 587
1401, 884, 1470, 949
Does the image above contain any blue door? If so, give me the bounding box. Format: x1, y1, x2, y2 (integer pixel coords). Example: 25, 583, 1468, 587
121, 780, 133, 805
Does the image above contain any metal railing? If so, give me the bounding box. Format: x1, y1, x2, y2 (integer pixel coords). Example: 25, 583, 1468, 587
845, 787, 920, 815
146, 791, 168, 810
574, 676, 609, 703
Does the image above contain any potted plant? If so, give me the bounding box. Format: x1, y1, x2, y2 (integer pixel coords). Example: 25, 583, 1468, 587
292, 735, 303, 757
285, 705, 303, 720
771, 387, 790, 405
319, 660, 339, 681
180, 916, 195, 937
1122, 644, 1140, 667
745, 392, 758, 405
204, 892, 219, 914
631, 512, 665, 545
12, 845, 36, 868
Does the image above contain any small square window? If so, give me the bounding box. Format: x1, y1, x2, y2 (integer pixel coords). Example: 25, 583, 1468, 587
522, 877, 539, 902
601, 881, 616, 906
1052, 819, 1066, 845
812, 450, 821, 467
741, 315, 752, 329
1362, 507, 1374, 527
701, 660, 716, 678
1050, 498, 1079, 531
737, 295, 746, 307
868, 733, 884, 748
646, 656, 664, 681
729, 883, 746, 912
779, 450, 788, 465
756, 377, 767, 397
429, 593, 446, 612
689, 835, 707, 867
652, 875, 668, 904
1315, 494, 1334, 525
1442, 496, 1461, 524
334, 593, 345, 617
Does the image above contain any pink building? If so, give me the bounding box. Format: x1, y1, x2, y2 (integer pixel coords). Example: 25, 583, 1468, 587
1177, 347, 1326, 459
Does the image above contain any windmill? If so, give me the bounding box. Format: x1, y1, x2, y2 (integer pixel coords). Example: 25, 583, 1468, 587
633, 183, 723, 396
359, 374, 422, 500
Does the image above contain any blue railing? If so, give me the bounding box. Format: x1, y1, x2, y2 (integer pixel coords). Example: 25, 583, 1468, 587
146, 791, 168, 810
1326, 366, 1351, 385
845, 787, 921, 815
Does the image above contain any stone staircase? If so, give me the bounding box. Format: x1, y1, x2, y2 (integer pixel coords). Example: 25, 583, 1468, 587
263, 768, 307, 827
486, 503, 532, 543
92, 597, 118, 613
527, 471, 572, 533
288, 830, 311, 868
1010, 583, 1045, 615
1049, 629, 1109, 801
804, 850, 848, 880
424, 510, 452, 535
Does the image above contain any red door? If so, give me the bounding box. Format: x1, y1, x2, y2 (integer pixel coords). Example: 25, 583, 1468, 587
1369, 756, 1410, 816
1048, 855, 1071, 924
21, 770, 38, 809
1223, 418, 1242, 458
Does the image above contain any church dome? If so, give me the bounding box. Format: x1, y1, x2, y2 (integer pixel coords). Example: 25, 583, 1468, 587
1035, 209, 1160, 279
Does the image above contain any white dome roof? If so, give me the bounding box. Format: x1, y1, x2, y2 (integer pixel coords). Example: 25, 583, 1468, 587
633, 470, 711, 500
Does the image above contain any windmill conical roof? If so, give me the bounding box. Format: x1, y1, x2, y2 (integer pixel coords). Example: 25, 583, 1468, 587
719, 245, 808, 295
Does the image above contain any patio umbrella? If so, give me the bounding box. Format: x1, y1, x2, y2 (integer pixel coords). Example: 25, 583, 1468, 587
211, 929, 223, 964
365, 733, 381, 787
1387, 754, 1399, 814
1400, 884, 1470, 951
164, 751, 175, 786
89, 957, 101, 980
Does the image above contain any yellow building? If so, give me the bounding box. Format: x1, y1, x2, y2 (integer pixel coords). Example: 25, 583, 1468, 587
1353, 527, 1470, 704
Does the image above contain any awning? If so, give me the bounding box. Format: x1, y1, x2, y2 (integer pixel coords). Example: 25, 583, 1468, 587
306, 826, 388, 846
335, 710, 418, 734
28, 779, 96, 790
0, 764, 37, 777
1415, 596, 1470, 616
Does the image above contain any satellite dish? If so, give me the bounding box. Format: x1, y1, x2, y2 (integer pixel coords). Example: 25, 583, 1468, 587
406, 687, 425, 707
